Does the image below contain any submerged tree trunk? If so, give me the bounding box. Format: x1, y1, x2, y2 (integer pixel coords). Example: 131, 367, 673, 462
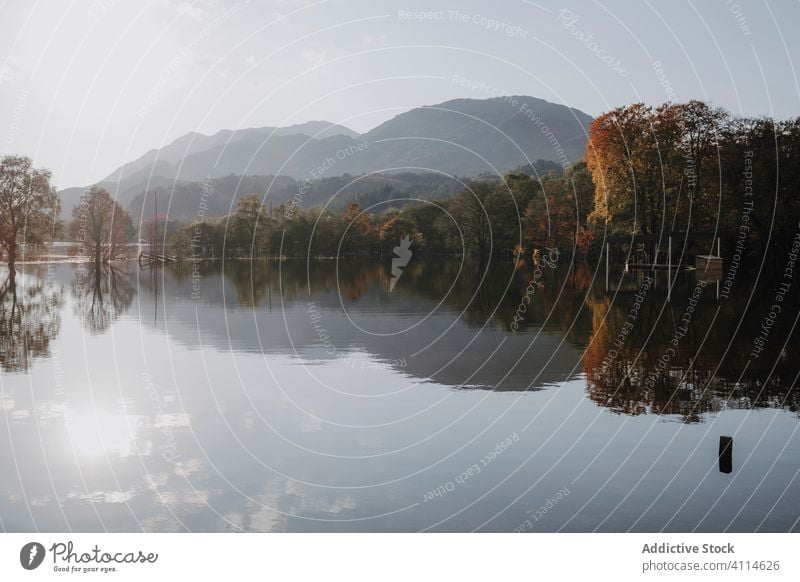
7, 243, 16, 280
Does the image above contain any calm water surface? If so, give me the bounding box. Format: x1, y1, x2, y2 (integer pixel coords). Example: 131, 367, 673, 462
0, 258, 798, 532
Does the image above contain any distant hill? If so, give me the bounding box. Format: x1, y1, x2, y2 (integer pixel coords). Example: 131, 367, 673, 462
359, 96, 591, 175
58, 96, 591, 219
126, 172, 467, 223
103, 121, 359, 184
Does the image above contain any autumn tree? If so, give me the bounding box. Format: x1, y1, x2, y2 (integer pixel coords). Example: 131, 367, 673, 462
585, 103, 657, 235
586, 102, 728, 239
379, 215, 421, 251
0, 155, 60, 277
70, 187, 133, 266
340, 202, 375, 255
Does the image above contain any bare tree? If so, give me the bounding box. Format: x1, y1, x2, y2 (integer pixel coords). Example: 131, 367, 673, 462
70, 187, 133, 266
0, 155, 60, 277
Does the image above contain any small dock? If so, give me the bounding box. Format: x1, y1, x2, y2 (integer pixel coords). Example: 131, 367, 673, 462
602, 234, 725, 300
625, 263, 692, 271
138, 251, 177, 266
696, 254, 723, 272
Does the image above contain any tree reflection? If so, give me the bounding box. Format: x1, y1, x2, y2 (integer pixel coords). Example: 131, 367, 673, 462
144, 257, 800, 421
582, 270, 800, 422
0, 267, 62, 372
72, 263, 134, 333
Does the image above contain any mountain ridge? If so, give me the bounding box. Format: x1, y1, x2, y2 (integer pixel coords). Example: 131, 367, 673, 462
59, 95, 592, 219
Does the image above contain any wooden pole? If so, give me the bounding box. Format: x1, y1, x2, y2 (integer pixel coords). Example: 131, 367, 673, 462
719, 436, 733, 474
717, 237, 721, 258
154, 191, 158, 256
605, 242, 610, 292
668, 236, 672, 302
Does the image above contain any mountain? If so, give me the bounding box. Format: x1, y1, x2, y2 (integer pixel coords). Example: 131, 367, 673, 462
126, 172, 468, 223
59, 96, 592, 218
359, 96, 591, 174
103, 121, 359, 183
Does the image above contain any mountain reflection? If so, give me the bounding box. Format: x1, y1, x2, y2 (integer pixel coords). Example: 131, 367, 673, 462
2, 259, 799, 532
1, 259, 796, 421
127, 258, 800, 422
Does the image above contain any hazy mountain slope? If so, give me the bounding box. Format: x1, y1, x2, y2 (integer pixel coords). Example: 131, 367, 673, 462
168, 133, 364, 183
103, 121, 359, 184
359, 96, 591, 175
59, 96, 592, 218
127, 172, 466, 223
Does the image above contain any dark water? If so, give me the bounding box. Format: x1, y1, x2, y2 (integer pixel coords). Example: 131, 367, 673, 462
0, 257, 798, 532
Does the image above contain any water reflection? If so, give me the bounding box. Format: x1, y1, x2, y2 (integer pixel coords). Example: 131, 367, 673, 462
0, 259, 798, 532
580, 270, 800, 422
72, 264, 134, 333
137, 259, 799, 421
0, 267, 62, 373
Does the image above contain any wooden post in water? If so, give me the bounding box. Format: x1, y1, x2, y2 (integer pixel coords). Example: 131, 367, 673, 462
605, 242, 610, 292
667, 236, 672, 302
719, 436, 733, 474
154, 191, 159, 256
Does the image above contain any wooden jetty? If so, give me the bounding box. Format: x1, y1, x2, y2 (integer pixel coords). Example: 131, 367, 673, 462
696, 254, 723, 272
625, 263, 693, 271
602, 234, 724, 300
138, 191, 177, 266
138, 251, 177, 266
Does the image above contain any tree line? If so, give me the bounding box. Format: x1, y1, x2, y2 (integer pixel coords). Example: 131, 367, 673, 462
2, 99, 800, 272
586, 100, 800, 259
164, 162, 593, 260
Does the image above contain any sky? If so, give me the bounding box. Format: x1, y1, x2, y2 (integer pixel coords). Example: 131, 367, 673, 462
1, 0, 799, 188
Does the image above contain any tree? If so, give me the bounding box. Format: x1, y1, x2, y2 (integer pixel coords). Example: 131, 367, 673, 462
168, 229, 193, 259
70, 187, 133, 265
586, 102, 728, 240
673, 100, 727, 221
0, 155, 60, 277
449, 181, 495, 257
380, 216, 421, 251
230, 194, 270, 257
586, 103, 656, 235
339, 202, 375, 255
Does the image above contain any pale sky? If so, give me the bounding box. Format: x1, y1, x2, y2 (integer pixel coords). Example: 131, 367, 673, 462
1, 0, 798, 188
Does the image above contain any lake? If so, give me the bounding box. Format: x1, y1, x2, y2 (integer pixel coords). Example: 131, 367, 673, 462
0, 257, 798, 532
